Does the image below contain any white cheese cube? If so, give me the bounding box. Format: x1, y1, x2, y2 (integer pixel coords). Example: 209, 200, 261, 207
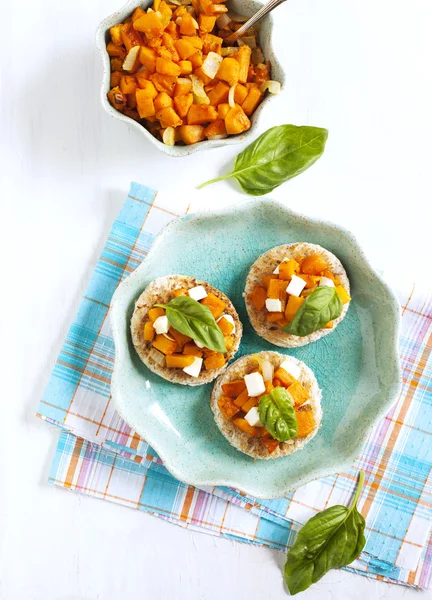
286, 274, 306, 297
244, 372, 266, 397
183, 357, 203, 378
265, 298, 282, 312
153, 315, 169, 335
319, 276, 335, 288
279, 359, 301, 381
244, 407, 262, 427
188, 285, 208, 301
217, 313, 236, 333
194, 339, 204, 349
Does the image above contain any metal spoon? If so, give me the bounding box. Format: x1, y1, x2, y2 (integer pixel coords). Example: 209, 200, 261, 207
226, 0, 286, 43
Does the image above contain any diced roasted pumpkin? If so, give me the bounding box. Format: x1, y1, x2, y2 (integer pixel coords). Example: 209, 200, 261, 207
136, 80, 158, 99
189, 51, 203, 68
174, 93, 193, 118
150, 73, 178, 96
224, 335, 235, 351
274, 367, 296, 388
277, 318, 290, 328
154, 91, 174, 111
175, 38, 197, 59
262, 437, 279, 454
232, 418, 260, 437
241, 397, 259, 413
179, 13, 198, 35
218, 396, 241, 420
242, 86, 263, 116
121, 22, 144, 52
156, 106, 182, 128
234, 83, 248, 104
156, 57, 181, 77
143, 320, 155, 342
107, 42, 126, 59
158, 1, 173, 28
136, 94, 156, 118
278, 259, 299, 281
225, 105, 251, 135
110, 71, 123, 87
174, 78, 192, 96
110, 24, 123, 46
201, 32, 223, 54
187, 104, 218, 125
266, 312, 285, 323
133, 11, 164, 38
208, 81, 230, 105
148, 307, 165, 321
336, 285, 351, 304
198, 14, 216, 33
165, 20, 179, 39
222, 379, 246, 398
287, 381, 309, 406
295, 410, 315, 438
301, 254, 328, 275
178, 124, 206, 144
204, 352, 226, 370
233, 387, 249, 407
200, 292, 226, 319
324, 321, 334, 328
138, 46, 157, 72
131, 6, 146, 22
166, 354, 195, 368
173, 287, 188, 297
152, 334, 177, 355
107, 87, 127, 111
217, 57, 240, 86
178, 60, 193, 75
204, 119, 227, 139
218, 316, 234, 335
250, 285, 267, 311
217, 103, 230, 119
254, 61, 271, 85
120, 75, 137, 94
169, 328, 191, 349
182, 342, 203, 357
237, 45, 252, 83
183, 35, 203, 49
267, 278, 288, 301
262, 275, 278, 288
285, 295, 305, 322
160, 32, 179, 61
135, 72, 151, 88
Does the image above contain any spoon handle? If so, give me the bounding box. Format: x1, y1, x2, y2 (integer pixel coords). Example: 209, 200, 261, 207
226, 0, 287, 43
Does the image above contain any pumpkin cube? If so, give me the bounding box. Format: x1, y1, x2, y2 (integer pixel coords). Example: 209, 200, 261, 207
208, 81, 230, 106
187, 104, 218, 125
107, 42, 126, 59
154, 91, 174, 111
233, 387, 249, 407
198, 15, 216, 33
287, 381, 309, 406
182, 342, 203, 358
224, 105, 250, 135
136, 94, 156, 118
178, 60, 193, 75
237, 45, 251, 83
278, 259, 299, 281
250, 285, 266, 311
152, 334, 177, 355
110, 24, 123, 46
224, 335, 235, 351
148, 307, 165, 321
200, 292, 226, 319
133, 11, 164, 37
156, 106, 182, 128
143, 321, 155, 342
262, 437, 279, 454
274, 367, 296, 388
218, 396, 241, 420
178, 125, 206, 144
189, 51, 203, 68
136, 80, 158, 99
295, 410, 315, 438
217, 103, 230, 119
218, 316, 234, 335
156, 57, 181, 77
285, 295, 305, 322
241, 397, 259, 413
169, 327, 191, 349
204, 353, 226, 370
301, 254, 328, 275
120, 75, 137, 94
232, 418, 260, 437
234, 83, 248, 104
151, 73, 177, 96
217, 57, 240, 86
179, 13, 198, 35
175, 38, 197, 59
174, 79, 192, 96
121, 22, 144, 52
222, 379, 246, 398
336, 285, 351, 304
139, 46, 157, 72
166, 354, 195, 368
241, 86, 262, 117
174, 93, 193, 118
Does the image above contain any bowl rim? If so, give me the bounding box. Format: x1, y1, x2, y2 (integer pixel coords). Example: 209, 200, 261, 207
95, 0, 284, 157
110, 197, 402, 499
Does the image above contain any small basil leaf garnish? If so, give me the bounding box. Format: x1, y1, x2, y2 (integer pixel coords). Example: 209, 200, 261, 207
284, 472, 366, 595
283, 286, 343, 337
155, 296, 227, 353
198, 125, 328, 196
258, 387, 298, 442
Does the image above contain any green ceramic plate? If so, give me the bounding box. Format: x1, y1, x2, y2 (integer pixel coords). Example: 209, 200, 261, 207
110, 199, 401, 499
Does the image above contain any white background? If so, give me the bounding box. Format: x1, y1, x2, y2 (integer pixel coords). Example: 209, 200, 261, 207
1, 0, 431, 598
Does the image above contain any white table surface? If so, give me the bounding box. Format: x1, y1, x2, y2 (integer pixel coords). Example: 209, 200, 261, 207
1, 0, 431, 598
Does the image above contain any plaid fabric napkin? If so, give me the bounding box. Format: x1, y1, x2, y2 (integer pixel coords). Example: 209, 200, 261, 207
37, 182, 432, 588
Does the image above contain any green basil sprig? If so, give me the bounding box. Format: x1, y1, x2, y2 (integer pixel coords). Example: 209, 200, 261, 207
198, 125, 328, 196
284, 471, 366, 595
283, 286, 343, 337
155, 296, 227, 353
258, 387, 298, 442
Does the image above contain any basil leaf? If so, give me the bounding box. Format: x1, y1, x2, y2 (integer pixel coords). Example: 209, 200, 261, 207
155, 296, 227, 353
283, 286, 343, 337
284, 472, 366, 595
258, 387, 298, 442
198, 125, 328, 196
